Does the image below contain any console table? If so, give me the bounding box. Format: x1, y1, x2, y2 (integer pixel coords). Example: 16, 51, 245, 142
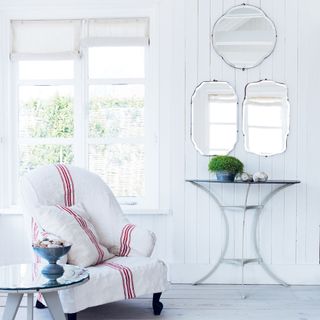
186, 179, 300, 290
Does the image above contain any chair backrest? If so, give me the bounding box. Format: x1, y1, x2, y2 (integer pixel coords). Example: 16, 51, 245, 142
20, 164, 129, 248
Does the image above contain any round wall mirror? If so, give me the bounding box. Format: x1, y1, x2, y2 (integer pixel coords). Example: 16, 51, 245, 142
212, 4, 277, 69
191, 81, 238, 156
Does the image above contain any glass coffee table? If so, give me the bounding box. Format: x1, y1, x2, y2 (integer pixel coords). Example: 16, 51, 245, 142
0, 264, 89, 320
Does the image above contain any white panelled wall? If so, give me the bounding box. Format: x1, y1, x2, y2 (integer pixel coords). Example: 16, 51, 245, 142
167, 0, 320, 284
1, 0, 320, 285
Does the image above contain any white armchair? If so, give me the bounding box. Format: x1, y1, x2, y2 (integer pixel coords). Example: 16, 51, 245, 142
20, 164, 168, 319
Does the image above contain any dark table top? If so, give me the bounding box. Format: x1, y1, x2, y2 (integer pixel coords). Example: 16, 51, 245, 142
186, 179, 300, 185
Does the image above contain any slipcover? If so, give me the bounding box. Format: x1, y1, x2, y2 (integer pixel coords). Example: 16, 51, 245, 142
20, 164, 168, 313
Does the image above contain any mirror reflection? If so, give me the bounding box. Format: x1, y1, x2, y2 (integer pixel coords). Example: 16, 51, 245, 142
243, 80, 290, 156
212, 4, 277, 69
191, 81, 237, 156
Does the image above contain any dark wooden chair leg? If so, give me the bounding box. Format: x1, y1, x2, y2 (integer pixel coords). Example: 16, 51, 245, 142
35, 300, 47, 309
66, 313, 77, 320
152, 292, 163, 316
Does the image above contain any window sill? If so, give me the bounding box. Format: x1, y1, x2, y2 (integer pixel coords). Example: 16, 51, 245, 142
0, 206, 23, 215
0, 206, 171, 216
122, 208, 171, 215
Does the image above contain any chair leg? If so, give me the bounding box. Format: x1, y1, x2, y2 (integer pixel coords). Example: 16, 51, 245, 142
152, 292, 163, 316
35, 300, 47, 309
66, 313, 77, 320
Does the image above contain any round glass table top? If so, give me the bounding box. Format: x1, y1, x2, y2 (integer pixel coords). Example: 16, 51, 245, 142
0, 264, 89, 293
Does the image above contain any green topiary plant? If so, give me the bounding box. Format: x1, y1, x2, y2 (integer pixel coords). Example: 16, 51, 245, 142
208, 156, 244, 181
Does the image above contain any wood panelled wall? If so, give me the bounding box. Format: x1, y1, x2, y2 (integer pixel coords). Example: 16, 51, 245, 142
1, 0, 320, 284
164, 0, 320, 284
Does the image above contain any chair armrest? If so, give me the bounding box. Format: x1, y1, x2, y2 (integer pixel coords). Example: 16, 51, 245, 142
110, 224, 156, 257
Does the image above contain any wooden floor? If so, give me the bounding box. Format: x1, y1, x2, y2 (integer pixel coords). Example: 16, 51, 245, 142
1, 284, 320, 319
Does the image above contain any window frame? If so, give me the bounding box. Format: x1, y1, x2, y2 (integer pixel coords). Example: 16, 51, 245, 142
11, 58, 78, 203
1, 5, 161, 213
84, 43, 159, 210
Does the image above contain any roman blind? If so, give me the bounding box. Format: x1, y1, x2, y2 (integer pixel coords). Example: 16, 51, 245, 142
84, 18, 150, 46
11, 20, 82, 60
11, 17, 149, 60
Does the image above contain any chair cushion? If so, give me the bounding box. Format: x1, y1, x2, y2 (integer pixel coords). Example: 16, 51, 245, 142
22, 164, 156, 257
108, 223, 156, 257
34, 203, 113, 267
58, 256, 168, 313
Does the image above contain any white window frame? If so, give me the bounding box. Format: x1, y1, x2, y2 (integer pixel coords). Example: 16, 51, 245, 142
84, 43, 158, 210
12, 58, 77, 203
0, 3, 162, 214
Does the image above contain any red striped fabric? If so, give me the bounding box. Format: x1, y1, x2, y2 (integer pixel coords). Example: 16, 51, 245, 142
32, 164, 75, 305
33, 164, 74, 263
57, 205, 105, 264
31, 219, 45, 304
55, 164, 75, 206
32, 262, 45, 304
31, 218, 41, 263
119, 224, 136, 256
101, 261, 136, 299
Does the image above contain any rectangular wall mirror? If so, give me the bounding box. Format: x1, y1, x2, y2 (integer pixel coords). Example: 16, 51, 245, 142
191, 81, 238, 156
243, 80, 290, 156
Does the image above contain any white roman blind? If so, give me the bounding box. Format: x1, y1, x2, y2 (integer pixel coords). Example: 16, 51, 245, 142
84, 18, 150, 47
11, 20, 82, 60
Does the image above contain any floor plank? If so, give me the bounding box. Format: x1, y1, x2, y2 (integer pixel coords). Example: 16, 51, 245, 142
0, 285, 319, 319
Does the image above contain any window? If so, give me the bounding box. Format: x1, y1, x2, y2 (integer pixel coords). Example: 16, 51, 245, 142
87, 46, 146, 201
9, 18, 159, 211
18, 62, 75, 176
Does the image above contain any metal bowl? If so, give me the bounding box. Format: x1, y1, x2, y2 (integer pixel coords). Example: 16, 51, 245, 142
33, 245, 71, 276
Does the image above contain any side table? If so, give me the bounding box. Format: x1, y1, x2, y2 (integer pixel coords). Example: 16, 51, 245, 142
186, 179, 300, 292
0, 264, 89, 320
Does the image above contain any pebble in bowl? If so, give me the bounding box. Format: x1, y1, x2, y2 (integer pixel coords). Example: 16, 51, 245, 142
33, 238, 71, 278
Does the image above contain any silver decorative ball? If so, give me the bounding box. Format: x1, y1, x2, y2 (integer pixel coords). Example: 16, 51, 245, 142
253, 172, 268, 182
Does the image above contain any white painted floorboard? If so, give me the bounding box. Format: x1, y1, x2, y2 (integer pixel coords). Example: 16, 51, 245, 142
1, 285, 320, 320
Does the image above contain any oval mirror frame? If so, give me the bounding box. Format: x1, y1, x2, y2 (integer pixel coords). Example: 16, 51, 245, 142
191, 81, 238, 156
212, 4, 277, 70
242, 80, 290, 157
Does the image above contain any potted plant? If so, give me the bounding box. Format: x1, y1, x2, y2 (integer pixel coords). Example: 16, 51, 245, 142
208, 155, 244, 182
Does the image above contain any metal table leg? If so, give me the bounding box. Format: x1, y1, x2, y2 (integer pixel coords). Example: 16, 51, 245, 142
192, 182, 229, 285
2, 293, 23, 320
240, 184, 251, 299
252, 184, 292, 287
191, 181, 291, 287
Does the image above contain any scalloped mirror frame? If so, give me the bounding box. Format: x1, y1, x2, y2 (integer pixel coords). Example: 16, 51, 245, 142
191, 80, 238, 156
243, 80, 290, 157
212, 4, 277, 70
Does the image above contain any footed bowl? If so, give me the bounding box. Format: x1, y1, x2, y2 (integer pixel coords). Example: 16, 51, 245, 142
33, 245, 71, 277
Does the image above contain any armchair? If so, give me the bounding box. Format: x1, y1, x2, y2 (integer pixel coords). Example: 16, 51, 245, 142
20, 164, 168, 319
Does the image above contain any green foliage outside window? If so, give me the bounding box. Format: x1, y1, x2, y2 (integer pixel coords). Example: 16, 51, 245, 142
19, 93, 74, 174
89, 96, 144, 138
20, 145, 74, 175
19, 93, 144, 181
21, 95, 74, 138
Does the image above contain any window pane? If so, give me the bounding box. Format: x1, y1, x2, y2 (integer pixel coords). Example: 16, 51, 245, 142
209, 100, 237, 123
19, 60, 74, 80
19, 144, 73, 175
89, 47, 144, 79
248, 127, 283, 154
209, 124, 237, 153
19, 86, 74, 138
247, 104, 283, 127
88, 144, 144, 197
89, 85, 144, 138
